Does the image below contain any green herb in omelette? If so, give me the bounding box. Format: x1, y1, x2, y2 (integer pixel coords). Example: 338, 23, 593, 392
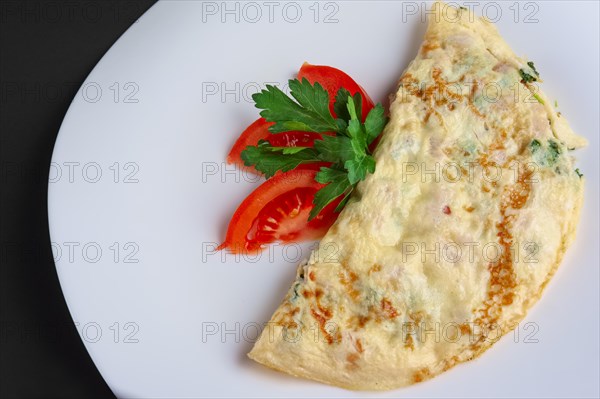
519, 69, 537, 83
242, 78, 388, 220
548, 140, 561, 163
533, 93, 544, 105
530, 139, 541, 153
530, 138, 564, 167
527, 61, 540, 77
519, 61, 540, 83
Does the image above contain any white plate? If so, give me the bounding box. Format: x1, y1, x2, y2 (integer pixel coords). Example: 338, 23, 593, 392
48, 1, 599, 397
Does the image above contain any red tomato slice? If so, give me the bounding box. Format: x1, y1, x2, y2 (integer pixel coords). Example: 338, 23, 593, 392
226, 118, 324, 174
297, 62, 375, 121
218, 167, 340, 254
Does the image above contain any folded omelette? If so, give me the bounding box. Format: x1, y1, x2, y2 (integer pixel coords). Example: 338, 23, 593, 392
249, 2, 586, 390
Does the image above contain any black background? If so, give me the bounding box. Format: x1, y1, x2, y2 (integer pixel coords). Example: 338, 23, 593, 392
1, 1, 157, 397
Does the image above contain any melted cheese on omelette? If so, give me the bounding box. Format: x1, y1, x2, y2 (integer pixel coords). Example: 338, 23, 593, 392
248, 2, 586, 390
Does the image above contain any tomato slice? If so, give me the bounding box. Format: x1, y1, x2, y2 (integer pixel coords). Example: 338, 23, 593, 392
218, 168, 340, 254
226, 118, 324, 173
297, 62, 375, 121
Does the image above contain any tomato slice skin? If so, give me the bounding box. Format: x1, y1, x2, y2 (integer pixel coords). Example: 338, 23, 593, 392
226, 118, 324, 173
297, 63, 375, 121
218, 167, 339, 254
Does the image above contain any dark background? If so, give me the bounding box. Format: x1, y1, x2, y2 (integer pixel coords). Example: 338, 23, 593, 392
1, 1, 157, 397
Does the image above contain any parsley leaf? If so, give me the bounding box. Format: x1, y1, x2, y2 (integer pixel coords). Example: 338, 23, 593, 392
313, 135, 355, 164
346, 96, 367, 146
241, 140, 320, 178
289, 78, 338, 130
310, 167, 352, 220
344, 96, 376, 184
334, 88, 362, 124
268, 146, 310, 155
334, 88, 352, 120
364, 103, 387, 144
346, 156, 375, 185
252, 80, 339, 133
335, 187, 354, 212
315, 166, 347, 184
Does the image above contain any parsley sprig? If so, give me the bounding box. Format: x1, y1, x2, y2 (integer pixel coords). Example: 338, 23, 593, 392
241, 78, 388, 220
